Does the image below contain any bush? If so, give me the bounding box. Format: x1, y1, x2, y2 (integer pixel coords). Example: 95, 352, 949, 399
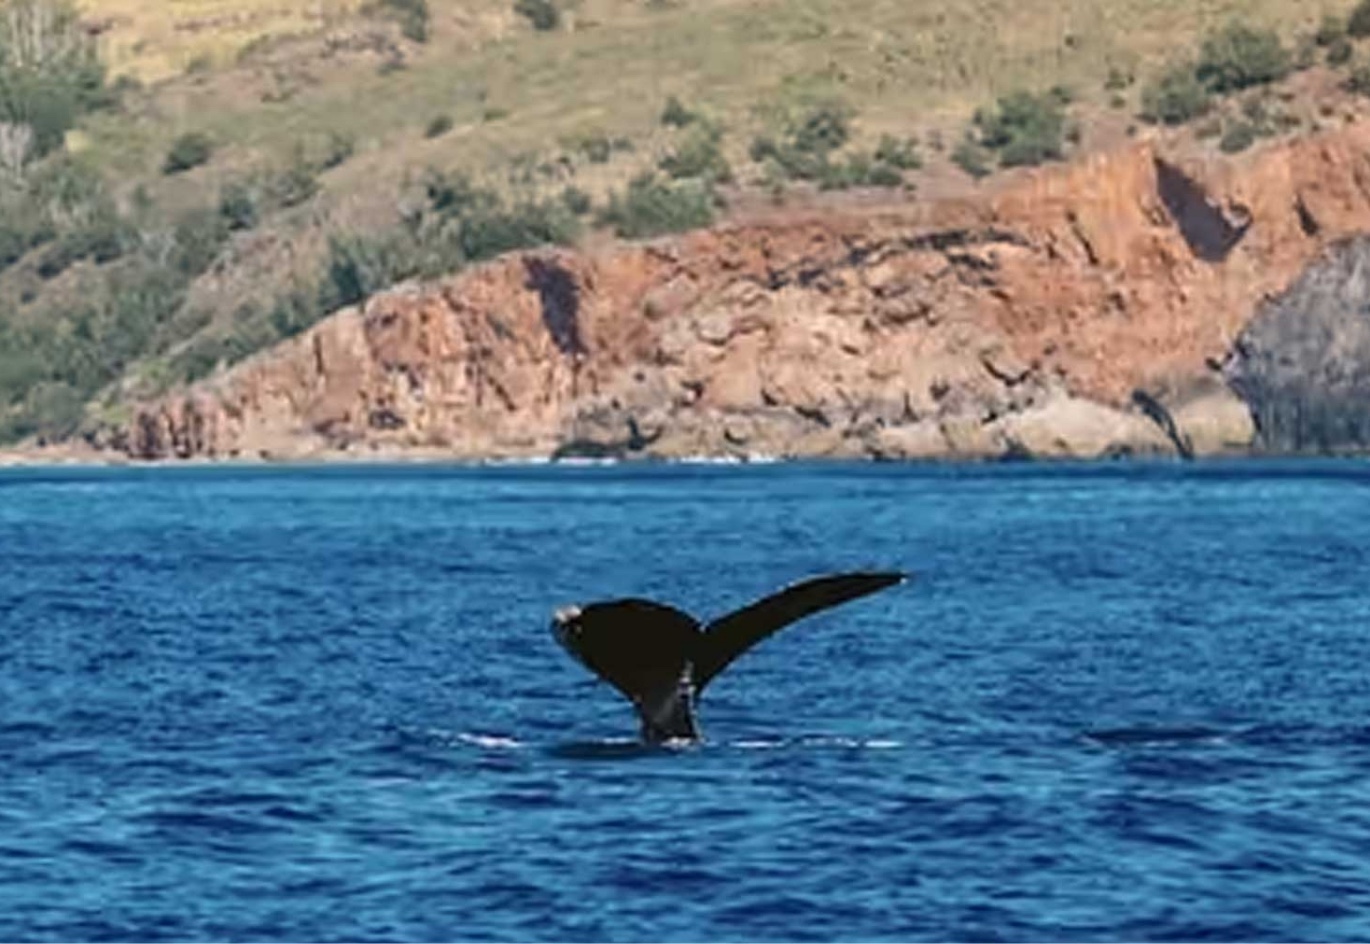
598, 173, 714, 239
35, 208, 130, 279
321, 232, 415, 310
748, 101, 861, 183
376, 0, 430, 42
1219, 121, 1258, 153
459, 200, 579, 262
163, 132, 213, 174
659, 125, 732, 183
660, 96, 697, 128
168, 334, 229, 384
426, 114, 454, 138
1327, 37, 1354, 66
790, 102, 851, 155
874, 134, 921, 170
951, 137, 992, 178
815, 153, 904, 189
1316, 14, 1347, 46
560, 185, 592, 216
973, 90, 1067, 167
219, 182, 259, 230
1140, 63, 1212, 125
1195, 22, 1290, 93
1351, 0, 1370, 38
1104, 66, 1133, 91
0, 0, 109, 158
19, 380, 84, 441
265, 154, 319, 208
171, 208, 229, 277
513, 0, 559, 31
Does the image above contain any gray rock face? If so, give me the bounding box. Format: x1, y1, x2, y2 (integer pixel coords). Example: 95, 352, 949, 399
1227, 236, 1370, 453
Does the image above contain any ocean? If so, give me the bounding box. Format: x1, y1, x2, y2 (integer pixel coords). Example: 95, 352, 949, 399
2, 461, 1369, 941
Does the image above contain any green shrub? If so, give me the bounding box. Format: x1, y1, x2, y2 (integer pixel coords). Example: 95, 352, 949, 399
266, 289, 324, 341
458, 200, 579, 262
219, 182, 259, 230
1104, 66, 1134, 90
660, 96, 697, 128
1140, 63, 1212, 125
973, 90, 1067, 166
422, 168, 498, 217
1219, 121, 1258, 153
168, 334, 229, 384
560, 185, 592, 216
426, 114, 454, 138
1316, 14, 1347, 46
951, 137, 992, 178
376, 0, 430, 42
1327, 37, 1354, 66
659, 125, 732, 183
171, 208, 229, 277
599, 173, 714, 239
0, 0, 109, 158
513, 0, 559, 31
163, 132, 213, 174
816, 153, 904, 189
1351, 0, 1370, 38
1195, 22, 1290, 93
34, 208, 130, 278
321, 232, 414, 310
874, 134, 921, 170
17, 380, 84, 441
790, 102, 852, 155
265, 154, 320, 208
0, 221, 44, 269
404, 168, 579, 266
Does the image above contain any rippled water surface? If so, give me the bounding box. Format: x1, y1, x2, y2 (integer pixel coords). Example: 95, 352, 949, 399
4, 461, 1370, 941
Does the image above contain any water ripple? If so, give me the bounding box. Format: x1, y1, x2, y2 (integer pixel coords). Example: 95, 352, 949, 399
5, 462, 1370, 940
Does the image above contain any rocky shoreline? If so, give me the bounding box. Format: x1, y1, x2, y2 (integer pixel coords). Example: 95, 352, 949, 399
28, 126, 1370, 466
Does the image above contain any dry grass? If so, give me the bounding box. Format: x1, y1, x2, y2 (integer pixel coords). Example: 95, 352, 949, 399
76, 0, 367, 82
78, 0, 1347, 180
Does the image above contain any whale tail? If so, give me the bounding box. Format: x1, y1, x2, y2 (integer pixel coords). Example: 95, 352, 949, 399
551, 571, 906, 742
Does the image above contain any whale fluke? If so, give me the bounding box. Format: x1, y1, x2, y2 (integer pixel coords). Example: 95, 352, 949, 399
552, 571, 907, 743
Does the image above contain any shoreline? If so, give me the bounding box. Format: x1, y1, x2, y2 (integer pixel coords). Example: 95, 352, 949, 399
2, 447, 1367, 473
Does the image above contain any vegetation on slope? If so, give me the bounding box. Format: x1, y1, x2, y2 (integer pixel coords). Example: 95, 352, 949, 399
0, 0, 1365, 444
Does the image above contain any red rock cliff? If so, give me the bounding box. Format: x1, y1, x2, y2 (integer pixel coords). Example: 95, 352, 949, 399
116, 125, 1370, 461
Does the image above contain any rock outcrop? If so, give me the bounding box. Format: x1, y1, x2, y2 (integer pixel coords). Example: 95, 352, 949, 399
109, 124, 1370, 462
1227, 234, 1370, 453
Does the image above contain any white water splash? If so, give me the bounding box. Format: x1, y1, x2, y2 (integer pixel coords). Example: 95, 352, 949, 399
455, 733, 524, 750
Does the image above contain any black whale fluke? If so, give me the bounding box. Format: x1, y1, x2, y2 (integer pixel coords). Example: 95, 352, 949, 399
551, 572, 907, 744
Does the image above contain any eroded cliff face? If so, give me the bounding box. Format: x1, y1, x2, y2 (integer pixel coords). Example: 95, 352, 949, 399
1227, 234, 1370, 453
110, 124, 1370, 462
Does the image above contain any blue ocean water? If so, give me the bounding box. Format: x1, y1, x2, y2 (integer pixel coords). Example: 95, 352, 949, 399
3, 460, 1370, 941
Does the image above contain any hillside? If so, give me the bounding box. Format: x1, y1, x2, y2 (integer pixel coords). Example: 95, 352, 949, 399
103, 123, 1370, 462
0, 0, 1367, 452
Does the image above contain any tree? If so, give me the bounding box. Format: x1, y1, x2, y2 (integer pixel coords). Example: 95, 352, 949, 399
0, 0, 107, 157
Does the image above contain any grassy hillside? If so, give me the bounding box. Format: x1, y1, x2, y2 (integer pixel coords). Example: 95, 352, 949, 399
0, 0, 1360, 444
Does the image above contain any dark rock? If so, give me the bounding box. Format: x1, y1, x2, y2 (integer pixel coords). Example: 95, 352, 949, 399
1227, 235, 1370, 452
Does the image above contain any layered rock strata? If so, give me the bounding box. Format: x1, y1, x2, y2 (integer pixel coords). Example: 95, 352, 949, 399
111, 125, 1370, 462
